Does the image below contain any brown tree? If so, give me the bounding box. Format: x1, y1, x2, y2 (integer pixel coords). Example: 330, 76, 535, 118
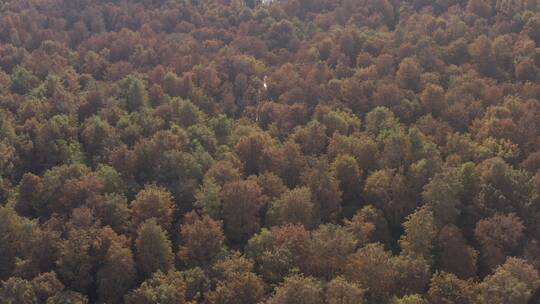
220, 179, 265, 244
344, 243, 397, 303
131, 184, 175, 231
178, 211, 225, 267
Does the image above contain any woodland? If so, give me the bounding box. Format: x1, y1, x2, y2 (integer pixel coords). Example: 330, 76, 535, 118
1, 0, 540, 303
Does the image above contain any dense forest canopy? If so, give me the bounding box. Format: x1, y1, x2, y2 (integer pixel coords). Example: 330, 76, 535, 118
1, 0, 540, 303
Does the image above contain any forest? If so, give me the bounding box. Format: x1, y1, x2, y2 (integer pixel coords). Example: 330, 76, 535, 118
0, 0, 540, 303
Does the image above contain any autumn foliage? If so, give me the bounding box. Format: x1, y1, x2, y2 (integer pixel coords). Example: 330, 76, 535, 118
1, 0, 540, 303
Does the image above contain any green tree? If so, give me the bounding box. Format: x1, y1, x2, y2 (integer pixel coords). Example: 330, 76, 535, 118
135, 219, 174, 279
266, 187, 314, 228
55, 230, 95, 293
124, 75, 148, 112
399, 206, 436, 262
10, 66, 39, 95
331, 154, 363, 206
194, 177, 222, 219
246, 224, 311, 283
422, 168, 463, 226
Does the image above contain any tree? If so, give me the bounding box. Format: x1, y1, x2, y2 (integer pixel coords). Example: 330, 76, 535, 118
436, 225, 478, 279
427, 272, 477, 304
235, 132, 273, 175
131, 184, 175, 231
31, 272, 64, 303
245, 228, 294, 284
96, 243, 136, 304
467, 0, 492, 18
55, 230, 95, 293
392, 254, 431, 296
331, 154, 362, 205
124, 75, 148, 112
344, 214, 375, 252
57, 227, 133, 298
15, 173, 44, 218
91, 193, 131, 234
255, 172, 287, 201
206, 253, 265, 304
345, 205, 392, 249
178, 211, 225, 267
96, 165, 126, 195
45, 291, 88, 304
326, 276, 366, 304
266, 187, 314, 228
267, 20, 296, 49
399, 206, 437, 262
17, 226, 61, 278
475, 158, 530, 215
308, 224, 357, 280
51, 171, 104, 216
479, 257, 540, 304
135, 219, 174, 279
266, 274, 323, 304
0, 277, 37, 304
205, 159, 241, 186
320, 110, 361, 136
396, 57, 422, 92
246, 224, 311, 283
327, 133, 379, 173
474, 213, 524, 271
0, 207, 35, 280
194, 177, 222, 219
10, 66, 39, 95
391, 294, 427, 304
420, 84, 446, 117
276, 140, 307, 188
468, 35, 496, 77
303, 159, 343, 223
422, 169, 463, 227
344, 243, 397, 303
80, 117, 119, 165
125, 271, 187, 304
364, 169, 414, 229
365, 107, 400, 136
292, 121, 329, 156
220, 179, 265, 244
